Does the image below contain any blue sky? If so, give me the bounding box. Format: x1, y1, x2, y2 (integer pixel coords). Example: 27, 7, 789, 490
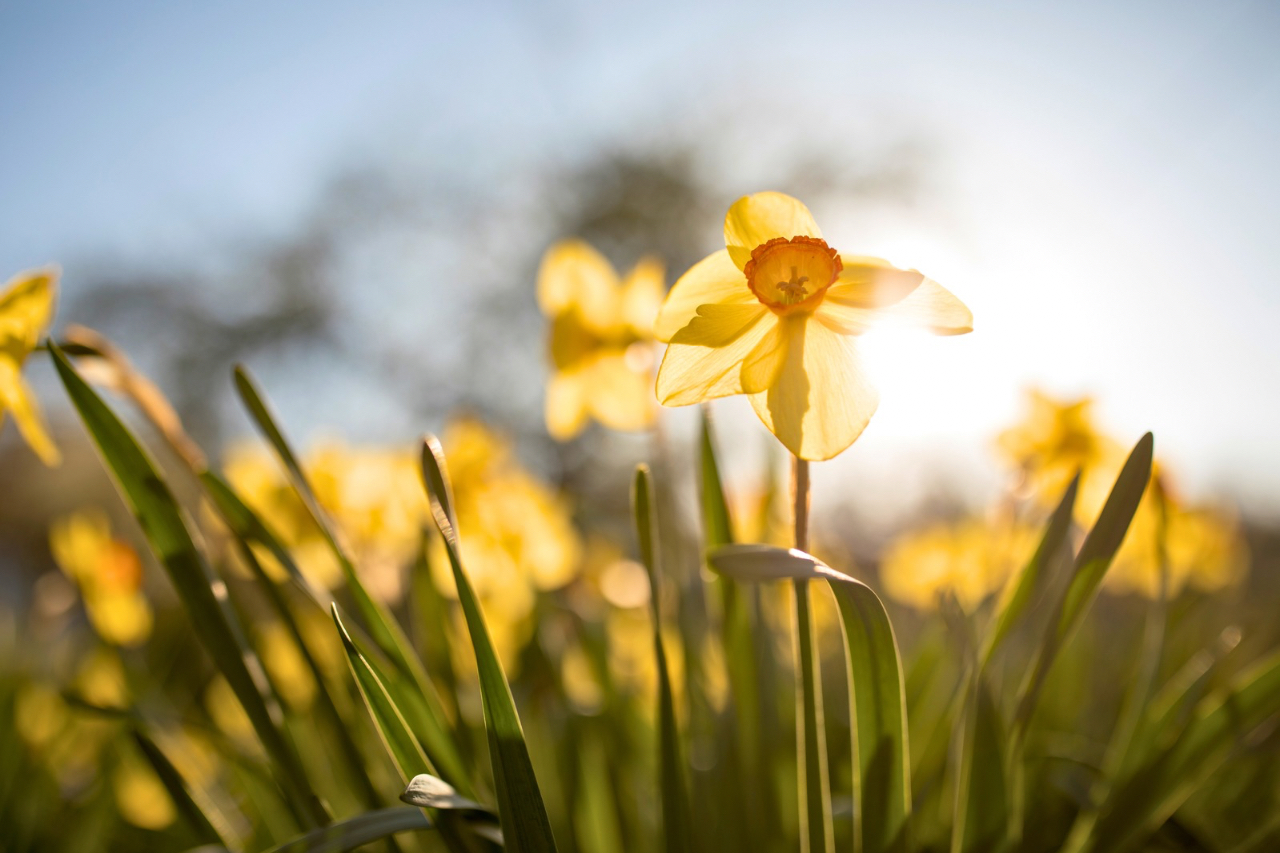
3, 0, 1280, 512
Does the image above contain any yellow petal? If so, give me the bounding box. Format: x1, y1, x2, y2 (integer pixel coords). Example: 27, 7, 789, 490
536, 240, 620, 332
832, 257, 925, 307
656, 308, 774, 406
586, 352, 655, 431
0, 359, 61, 466
620, 257, 665, 339
545, 368, 591, 440
653, 249, 752, 343
818, 271, 972, 336
0, 267, 58, 355
749, 317, 879, 460
740, 315, 792, 394
723, 192, 821, 270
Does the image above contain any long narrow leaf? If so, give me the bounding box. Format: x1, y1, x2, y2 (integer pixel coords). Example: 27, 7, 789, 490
331, 607, 486, 853
981, 474, 1079, 666
708, 544, 911, 853
699, 411, 776, 848
50, 344, 328, 829
232, 365, 467, 792
1055, 433, 1154, 643
132, 729, 231, 848
1086, 650, 1280, 853
1012, 434, 1154, 745
420, 435, 559, 853
633, 465, 693, 853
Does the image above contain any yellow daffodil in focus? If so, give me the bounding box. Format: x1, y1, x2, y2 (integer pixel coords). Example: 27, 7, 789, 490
0, 267, 61, 465
539, 240, 663, 439
654, 192, 972, 460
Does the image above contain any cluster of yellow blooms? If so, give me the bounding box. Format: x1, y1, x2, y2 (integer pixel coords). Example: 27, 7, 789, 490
224, 417, 582, 671
881, 390, 1247, 610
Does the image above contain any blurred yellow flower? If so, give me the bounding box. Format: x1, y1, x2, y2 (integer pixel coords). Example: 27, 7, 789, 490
654, 192, 972, 460
227, 419, 582, 674
997, 389, 1121, 508
114, 753, 176, 830
224, 440, 428, 597
538, 240, 663, 439
996, 389, 1248, 599
50, 510, 154, 647
881, 515, 1038, 612
0, 267, 61, 465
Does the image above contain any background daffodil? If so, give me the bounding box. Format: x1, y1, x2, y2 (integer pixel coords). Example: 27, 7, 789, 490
0, 267, 60, 465
538, 239, 663, 439
654, 192, 972, 461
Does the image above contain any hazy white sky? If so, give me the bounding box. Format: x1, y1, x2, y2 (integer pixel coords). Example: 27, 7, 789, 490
3, 0, 1279, 512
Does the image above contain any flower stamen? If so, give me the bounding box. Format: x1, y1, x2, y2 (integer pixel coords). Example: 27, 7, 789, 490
777, 266, 809, 302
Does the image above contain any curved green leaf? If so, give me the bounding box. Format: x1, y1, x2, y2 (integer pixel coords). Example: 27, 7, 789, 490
264, 807, 432, 853
708, 544, 911, 853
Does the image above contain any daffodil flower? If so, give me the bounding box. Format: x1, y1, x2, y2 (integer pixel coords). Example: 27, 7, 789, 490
654, 192, 972, 460
538, 239, 664, 439
1, 267, 60, 465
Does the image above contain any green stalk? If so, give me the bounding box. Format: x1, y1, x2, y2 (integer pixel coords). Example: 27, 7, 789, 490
793, 457, 834, 853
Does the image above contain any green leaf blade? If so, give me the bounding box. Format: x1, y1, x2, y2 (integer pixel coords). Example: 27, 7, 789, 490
49, 344, 328, 829
420, 436, 559, 853
633, 465, 693, 853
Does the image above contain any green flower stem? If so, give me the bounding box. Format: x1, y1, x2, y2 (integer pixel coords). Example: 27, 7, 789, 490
793, 457, 834, 853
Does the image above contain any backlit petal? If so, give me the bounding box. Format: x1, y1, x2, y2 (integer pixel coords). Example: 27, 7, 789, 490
740, 315, 792, 394
748, 317, 879, 461
818, 273, 972, 336
536, 240, 620, 332
831, 257, 925, 308
724, 192, 821, 270
656, 309, 775, 406
671, 302, 768, 348
0, 359, 61, 466
653, 250, 752, 343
